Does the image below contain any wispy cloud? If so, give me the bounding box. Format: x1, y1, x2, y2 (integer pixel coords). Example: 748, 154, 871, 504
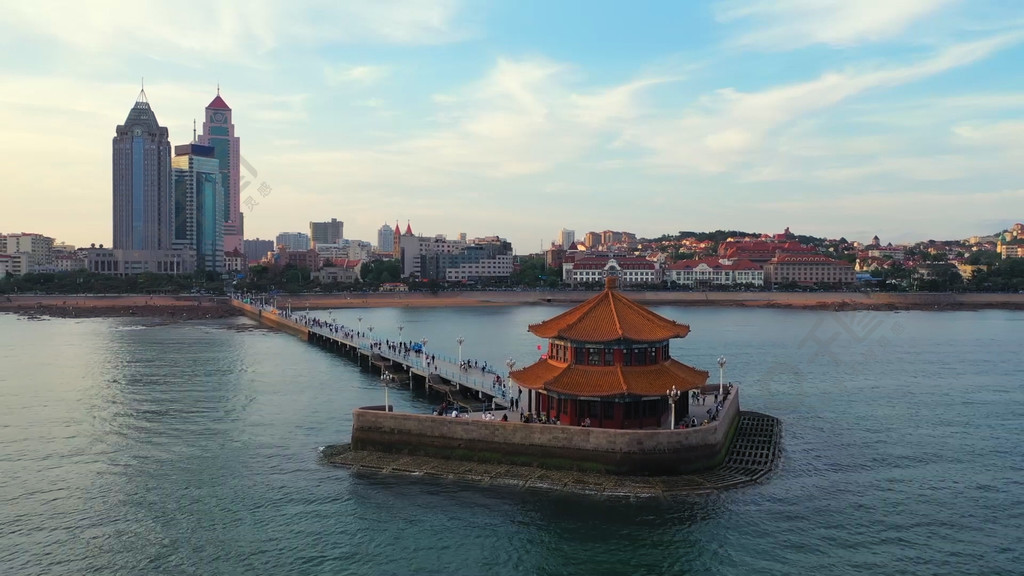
716, 0, 958, 49
623, 32, 1024, 175
325, 64, 390, 86
0, 0, 473, 66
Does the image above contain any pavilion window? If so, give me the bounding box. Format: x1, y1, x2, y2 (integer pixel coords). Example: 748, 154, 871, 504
604, 349, 615, 366
602, 402, 615, 420
648, 347, 658, 363
587, 348, 602, 366
574, 347, 586, 364
622, 348, 633, 366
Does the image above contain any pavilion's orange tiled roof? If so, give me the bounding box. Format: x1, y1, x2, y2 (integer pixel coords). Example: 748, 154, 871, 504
511, 359, 709, 398
528, 288, 691, 343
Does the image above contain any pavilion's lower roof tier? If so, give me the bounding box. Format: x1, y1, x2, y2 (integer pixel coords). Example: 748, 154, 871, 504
511, 358, 709, 398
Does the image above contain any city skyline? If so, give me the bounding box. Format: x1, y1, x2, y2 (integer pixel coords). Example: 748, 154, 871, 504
1, 1, 1023, 251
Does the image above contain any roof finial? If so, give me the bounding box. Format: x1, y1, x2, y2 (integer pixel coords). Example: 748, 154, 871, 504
217, 82, 220, 96
141, 77, 144, 90
193, 119, 197, 143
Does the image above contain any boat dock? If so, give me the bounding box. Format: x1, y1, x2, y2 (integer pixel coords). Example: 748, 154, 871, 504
231, 297, 515, 411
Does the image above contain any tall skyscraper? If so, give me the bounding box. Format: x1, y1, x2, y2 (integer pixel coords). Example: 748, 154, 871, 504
113, 88, 173, 251
310, 218, 344, 246
172, 144, 224, 272
559, 228, 575, 248
377, 222, 394, 253
199, 88, 242, 253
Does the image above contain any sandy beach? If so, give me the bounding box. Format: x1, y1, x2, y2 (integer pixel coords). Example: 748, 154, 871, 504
3, 290, 1024, 319
0, 295, 241, 320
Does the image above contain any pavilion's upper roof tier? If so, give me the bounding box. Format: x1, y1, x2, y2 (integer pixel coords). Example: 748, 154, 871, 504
528, 287, 691, 343
511, 358, 709, 398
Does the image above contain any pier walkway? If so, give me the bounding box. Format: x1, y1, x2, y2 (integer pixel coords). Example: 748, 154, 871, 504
231, 296, 515, 410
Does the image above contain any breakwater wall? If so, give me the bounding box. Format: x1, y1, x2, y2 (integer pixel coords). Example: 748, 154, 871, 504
350, 388, 740, 475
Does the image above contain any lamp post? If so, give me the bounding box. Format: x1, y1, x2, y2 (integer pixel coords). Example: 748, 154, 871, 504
505, 358, 516, 410
666, 385, 681, 429
398, 323, 404, 343
457, 336, 465, 363
381, 365, 389, 412
420, 338, 428, 369
717, 355, 726, 398
357, 315, 363, 332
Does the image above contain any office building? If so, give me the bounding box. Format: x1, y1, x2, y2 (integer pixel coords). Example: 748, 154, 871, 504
276, 232, 310, 252
199, 88, 243, 253
112, 88, 173, 251
172, 144, 224, 272
310, 218, 344, 246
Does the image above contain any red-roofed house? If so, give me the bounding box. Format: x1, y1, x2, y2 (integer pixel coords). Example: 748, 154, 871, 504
764, 254, 855, 286
665, 258, 764, 287
316, 259, 363, 284
718, 240, 816, 262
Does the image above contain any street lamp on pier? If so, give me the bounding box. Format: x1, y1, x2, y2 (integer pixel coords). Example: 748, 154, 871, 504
398, 323, 404, 343
717, 355, 727, 398
381, 366, 389, 412
420, 338, 428, 368
505, 358, 517, 408
666, 385, 681, 429
357, 316, 363, 332
456, 336, 465, 363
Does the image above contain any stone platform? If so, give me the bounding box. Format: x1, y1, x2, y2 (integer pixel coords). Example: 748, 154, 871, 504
321, 411, 781, 497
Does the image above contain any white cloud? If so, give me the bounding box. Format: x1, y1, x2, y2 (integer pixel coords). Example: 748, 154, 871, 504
324, 64, 390, 86
716, 0, 958, 49
623, 33, 1023, 175
0, 0, 472, 66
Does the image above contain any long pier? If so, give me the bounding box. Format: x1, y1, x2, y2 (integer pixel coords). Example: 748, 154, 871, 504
231, 297, 515, 412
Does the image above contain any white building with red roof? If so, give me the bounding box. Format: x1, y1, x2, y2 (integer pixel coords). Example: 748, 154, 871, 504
763, 254, 855, 286
664, 258, 764, 287
563, 255, 660, 285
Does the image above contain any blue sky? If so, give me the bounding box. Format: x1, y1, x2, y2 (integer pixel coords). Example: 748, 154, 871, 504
1, 0, 1023, 251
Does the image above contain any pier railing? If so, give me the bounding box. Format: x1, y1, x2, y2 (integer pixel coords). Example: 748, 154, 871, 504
233, 296, 513, 408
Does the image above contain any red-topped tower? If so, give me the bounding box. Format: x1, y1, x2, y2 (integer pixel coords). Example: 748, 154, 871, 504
199, 87, 243, 253
511, 259, 709, 428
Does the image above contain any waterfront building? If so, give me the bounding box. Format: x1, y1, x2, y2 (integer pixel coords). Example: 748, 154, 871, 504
264, 247, 319, 271
583, 231, 601, 249
275, 232, 310, 252
665, 258, 764, 287
54, 252, 87, 272
310, 218, 344, 246
315, 259, 362, 284
224, 249, 246, 272
112, 88, 173, 251
0, 254, 11, 277
441, 237, 514, 283
1, 233, 55, 274
717, 239, 816, 262
763, 254, 855, 286
377, 223, 394, 253
510, 260, 709, 428
243, 238, 275, 264
172, 144, 224, 272
81, 247, 194, 276
564, 256, 659, 286
315, 240, 373, 263
198, 89, 243, 253
558, 228, 575, 249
